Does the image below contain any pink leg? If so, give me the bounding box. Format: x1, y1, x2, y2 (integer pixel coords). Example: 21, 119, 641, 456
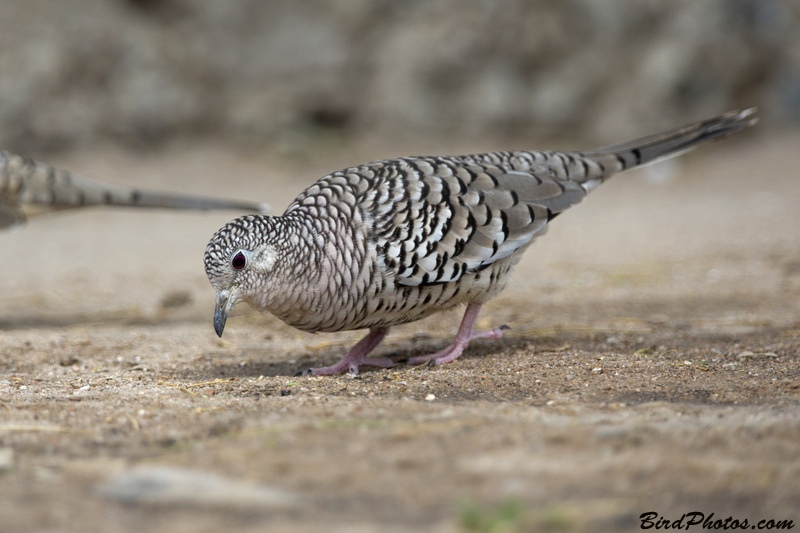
407, 303, 507, 367
300, 328, 392, 376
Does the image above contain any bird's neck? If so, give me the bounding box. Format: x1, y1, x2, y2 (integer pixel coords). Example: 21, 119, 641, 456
252, 211, 367, 332
248, 214, 327, 324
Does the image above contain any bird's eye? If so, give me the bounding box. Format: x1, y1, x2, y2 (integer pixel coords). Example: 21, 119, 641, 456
231, 251, 247, 270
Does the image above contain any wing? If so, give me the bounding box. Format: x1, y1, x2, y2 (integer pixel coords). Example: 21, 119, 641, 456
287, 110, 756, 288
365, 151, 609, 287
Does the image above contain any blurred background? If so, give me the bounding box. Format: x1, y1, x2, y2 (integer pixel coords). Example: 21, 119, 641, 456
3, 5, 800, 530
1, 0, 798, 155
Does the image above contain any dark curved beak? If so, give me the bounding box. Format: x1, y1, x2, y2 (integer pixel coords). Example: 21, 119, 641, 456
213, 290, 233, 337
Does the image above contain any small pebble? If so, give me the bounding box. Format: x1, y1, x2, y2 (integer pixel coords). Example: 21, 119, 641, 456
424, 393, 436, 401
738, 351, 778, 359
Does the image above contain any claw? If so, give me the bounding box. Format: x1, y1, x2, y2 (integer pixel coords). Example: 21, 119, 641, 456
406, 303, 507, 367
296, 328, 392, 376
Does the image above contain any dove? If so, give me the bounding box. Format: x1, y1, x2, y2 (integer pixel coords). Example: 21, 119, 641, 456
204, 109, 757, 375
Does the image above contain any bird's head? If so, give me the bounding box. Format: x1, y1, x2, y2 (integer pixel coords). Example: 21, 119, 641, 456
204, 215, 281, 337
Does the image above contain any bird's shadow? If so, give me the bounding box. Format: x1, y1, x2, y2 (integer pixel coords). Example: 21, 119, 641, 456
197, 336, 518, 379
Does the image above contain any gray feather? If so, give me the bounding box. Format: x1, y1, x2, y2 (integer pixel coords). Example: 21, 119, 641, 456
205, 109, 758, 334
0, 151, 269, 228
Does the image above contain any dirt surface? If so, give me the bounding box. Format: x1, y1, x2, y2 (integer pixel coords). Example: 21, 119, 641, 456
1, 130, 799, 532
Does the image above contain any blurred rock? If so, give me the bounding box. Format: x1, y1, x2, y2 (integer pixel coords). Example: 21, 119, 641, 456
0, 0, 796, 152
97, 466, 300, 510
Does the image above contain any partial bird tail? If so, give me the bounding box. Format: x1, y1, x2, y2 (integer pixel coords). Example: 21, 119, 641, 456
582, 108, 758, 173
97, 185, 271, 214
0, 151, 269, 227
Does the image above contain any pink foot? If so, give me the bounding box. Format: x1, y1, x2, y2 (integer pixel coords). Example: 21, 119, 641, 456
407, 303, 508, 367
300, 328, 392, 376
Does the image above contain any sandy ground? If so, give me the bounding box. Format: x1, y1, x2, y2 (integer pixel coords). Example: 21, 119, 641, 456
1, 129, 799, 532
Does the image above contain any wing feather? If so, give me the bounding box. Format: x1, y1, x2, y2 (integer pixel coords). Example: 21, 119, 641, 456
361, 151, 603, 287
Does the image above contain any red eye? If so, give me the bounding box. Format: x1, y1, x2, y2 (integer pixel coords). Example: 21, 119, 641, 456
231, 251, 247, 270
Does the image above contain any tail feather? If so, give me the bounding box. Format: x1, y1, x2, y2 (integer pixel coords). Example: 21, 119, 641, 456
69, 174, 269, 213
1, 151, 269, 227
582, 108, 758, 172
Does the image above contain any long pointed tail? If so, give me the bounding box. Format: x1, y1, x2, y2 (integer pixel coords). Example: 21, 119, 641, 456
1, 151, 269, 227
582, 108, 758, 172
